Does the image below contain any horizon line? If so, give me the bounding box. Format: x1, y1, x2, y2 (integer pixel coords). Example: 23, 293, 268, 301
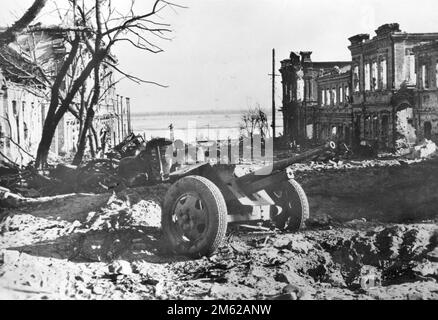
130, 107, 275, 115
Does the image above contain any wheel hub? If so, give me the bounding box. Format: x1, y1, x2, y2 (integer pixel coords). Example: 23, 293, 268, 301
173, 193, 208, 242
271, 187, 293, 213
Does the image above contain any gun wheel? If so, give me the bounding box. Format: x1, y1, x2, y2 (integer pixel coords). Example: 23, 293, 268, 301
162, 175, 228, 257
269, 179, 309, 231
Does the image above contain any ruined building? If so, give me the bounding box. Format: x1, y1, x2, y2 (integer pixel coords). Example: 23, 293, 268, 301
0, 44, 47, 165
280, 23, 438, 150
413, 40, 438, 142
0, 27, 131, 166
279, 51, 350, 144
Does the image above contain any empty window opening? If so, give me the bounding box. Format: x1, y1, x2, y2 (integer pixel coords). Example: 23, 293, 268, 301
424, 121, 432, 140
365, 63, 371, 91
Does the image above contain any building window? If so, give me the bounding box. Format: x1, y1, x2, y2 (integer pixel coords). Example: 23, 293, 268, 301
381, 115, 389, 138
422, 65, 429, 89
308, 80, 313, 99
332, 126, 337, 136
372, 115, 379, 139
364, 116, 371, 139
379, 59, 387, 89
353, 66, 360, 92
12, 101, 20, 144
345, 86, 350, 102
332, 88, 337, 105
326, 89, 331, 106
364, 63, 371, 91
436, 61, 438, 88
424, 121, 432, 140
372, 61, 378, 90
405, 50, 416, 85
339, 87, 343, 103
12, 101, 18, 116
24, 122, 28, 141
321, 90, 325, 105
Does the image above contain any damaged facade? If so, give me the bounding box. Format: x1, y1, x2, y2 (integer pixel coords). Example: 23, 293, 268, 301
0, 44, 47, 164
0, 28, 131, 165
279, 51, 351, 144
413, 40, 438, 142
280, 23, 438, 150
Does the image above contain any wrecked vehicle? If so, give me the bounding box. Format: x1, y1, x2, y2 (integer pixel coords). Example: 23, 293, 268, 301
120, 139, 337, 257
112, 133, 146, 159
118, 138, 174, 186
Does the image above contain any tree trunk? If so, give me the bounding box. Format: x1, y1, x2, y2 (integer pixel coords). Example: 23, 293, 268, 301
88, 134, 96, 158
35, 118, 58, 167
72, 0, 103, 166
91, 125, 100, 152
72, 107, 95, 165
78, 85, 87, 142
35, 36, 81, 167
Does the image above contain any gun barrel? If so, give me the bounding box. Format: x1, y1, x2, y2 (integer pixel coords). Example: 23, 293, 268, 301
269, 141, 336, 173
235, 141, 336, 187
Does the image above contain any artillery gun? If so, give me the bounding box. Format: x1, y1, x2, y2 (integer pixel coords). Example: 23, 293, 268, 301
136, 139, 336, 257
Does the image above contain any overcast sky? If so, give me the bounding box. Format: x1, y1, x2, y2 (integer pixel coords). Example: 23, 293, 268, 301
2, 0, 438, 113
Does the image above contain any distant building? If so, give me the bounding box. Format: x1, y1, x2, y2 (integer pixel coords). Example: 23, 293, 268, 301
280, 23, 438, 150
279, 51, 350, 144
315, 65, 352, 144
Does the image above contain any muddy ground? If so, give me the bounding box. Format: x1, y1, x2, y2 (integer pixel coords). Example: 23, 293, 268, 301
0, 160, 438, 300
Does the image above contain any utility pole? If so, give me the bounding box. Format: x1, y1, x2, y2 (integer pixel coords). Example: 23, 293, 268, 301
269, 48, 279, 140
116, 94, 121, 143
126, 97, 131, 134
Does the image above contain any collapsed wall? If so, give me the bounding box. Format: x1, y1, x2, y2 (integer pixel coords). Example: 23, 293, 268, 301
396, 107, 417, 146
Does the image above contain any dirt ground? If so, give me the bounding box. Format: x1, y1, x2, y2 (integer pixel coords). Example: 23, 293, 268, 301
1, 162, 438, 300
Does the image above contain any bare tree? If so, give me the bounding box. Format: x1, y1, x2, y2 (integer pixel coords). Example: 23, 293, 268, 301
71, 0, 104, 165
240, 104, 269, 139
256, 107, 269, 139
239, 104, 270, 160
33, 0, 181, 167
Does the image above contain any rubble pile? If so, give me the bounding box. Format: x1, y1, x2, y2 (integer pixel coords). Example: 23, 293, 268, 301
1, 193, 437, 300
320, 225, 438, 287
0, 133, 148, 199
396, 139, 438, 159
0, 161, 61, 199
293, 156, 438, 223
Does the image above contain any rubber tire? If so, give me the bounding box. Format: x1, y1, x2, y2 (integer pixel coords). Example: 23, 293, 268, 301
269, 179, 309, 231
162, 175, 228, 257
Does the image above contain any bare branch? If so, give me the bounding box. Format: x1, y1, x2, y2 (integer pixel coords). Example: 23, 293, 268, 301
113, 37, 163, 53
105, 60, 168, 88
99, 77, 125, 101
26, 25, 93, 34
0, 0, 48, 43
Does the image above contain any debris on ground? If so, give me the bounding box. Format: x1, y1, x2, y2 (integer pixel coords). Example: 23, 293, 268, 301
412, 139, 437, 159
1, 177, 437, 300
1, 144, 438, 300
396, 139, 438, 159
